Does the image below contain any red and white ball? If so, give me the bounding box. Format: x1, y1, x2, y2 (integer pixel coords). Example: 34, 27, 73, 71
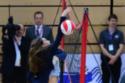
61, 20, 76, 35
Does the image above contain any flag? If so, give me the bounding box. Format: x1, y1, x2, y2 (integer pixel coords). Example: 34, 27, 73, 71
80, 9, 89, 83
61, 0, 66, 49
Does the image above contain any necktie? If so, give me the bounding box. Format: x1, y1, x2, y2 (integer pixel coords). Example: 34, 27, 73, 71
18, 43, 21, 50
36, 26, 40, 37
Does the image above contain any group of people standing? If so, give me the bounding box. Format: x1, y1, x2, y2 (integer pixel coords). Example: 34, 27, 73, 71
1, 5, 125, 83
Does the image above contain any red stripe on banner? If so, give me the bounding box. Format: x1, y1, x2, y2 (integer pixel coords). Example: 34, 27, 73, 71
80, 10, 89, 83
61, 0, 67, 49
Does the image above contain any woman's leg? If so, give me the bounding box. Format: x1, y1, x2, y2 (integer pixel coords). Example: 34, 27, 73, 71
49, 56, 60, 83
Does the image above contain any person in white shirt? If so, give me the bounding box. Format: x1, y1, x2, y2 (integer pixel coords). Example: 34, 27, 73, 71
2, 24, 29, 83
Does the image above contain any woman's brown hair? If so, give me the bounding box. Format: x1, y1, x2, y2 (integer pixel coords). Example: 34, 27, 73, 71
29, 38, 45, 74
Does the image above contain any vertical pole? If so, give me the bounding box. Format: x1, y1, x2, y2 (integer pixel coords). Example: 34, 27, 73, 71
60, 1, 66, 83
80, 8, 88, 83
8, 5, 11, 17
110, 0, 114, 15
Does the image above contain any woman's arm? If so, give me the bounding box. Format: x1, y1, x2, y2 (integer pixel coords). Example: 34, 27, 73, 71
51, 17, 67, 49
51, 8, 72, 49
54, 49, 66, 61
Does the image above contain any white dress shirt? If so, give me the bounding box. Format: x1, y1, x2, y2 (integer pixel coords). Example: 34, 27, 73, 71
35, 25, 43, 38
14, 38, 21, 67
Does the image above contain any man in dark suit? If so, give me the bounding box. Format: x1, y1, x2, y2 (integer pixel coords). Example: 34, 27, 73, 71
2, 24, 29, 83
26, 11, 53, 44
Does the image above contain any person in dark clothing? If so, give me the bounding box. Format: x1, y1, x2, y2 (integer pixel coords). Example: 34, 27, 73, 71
26, 10, 61, 83
99, 14, 124, 83
28, 7, 72, 83
2, 23, 29, 83
26, 11, 53, 44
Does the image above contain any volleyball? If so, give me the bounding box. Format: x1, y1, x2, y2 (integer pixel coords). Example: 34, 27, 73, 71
61, 20, 76, 35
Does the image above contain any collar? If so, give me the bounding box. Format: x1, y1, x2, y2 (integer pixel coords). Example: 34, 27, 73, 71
35, 24, 43, 30
14, 36, 22, 45
106, 27, 118, 35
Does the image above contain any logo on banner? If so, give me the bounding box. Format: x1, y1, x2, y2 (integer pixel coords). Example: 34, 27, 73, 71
86, 67, 102, 83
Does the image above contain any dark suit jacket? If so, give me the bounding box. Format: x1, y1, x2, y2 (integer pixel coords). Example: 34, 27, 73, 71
2, 37, 29, 76
26, 25, 53, 45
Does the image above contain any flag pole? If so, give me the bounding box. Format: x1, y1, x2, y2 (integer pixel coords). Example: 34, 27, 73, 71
80, 8, 89, 83
110, 0, 114, 15
60, 0, 66, 83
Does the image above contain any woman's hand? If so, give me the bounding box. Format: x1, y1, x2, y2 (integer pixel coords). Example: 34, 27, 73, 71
62, 7, 72, 16
75, 23, 82, 30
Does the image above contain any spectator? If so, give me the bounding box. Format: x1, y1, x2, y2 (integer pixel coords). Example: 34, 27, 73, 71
2, 23, 29, 83
99, 14, 124, 83
26, 11, 53, 43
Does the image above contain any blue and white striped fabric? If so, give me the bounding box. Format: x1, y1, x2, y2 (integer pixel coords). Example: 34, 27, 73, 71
58, 54, 102, 83
58, 54, 125, 83
65, 54, 81, 73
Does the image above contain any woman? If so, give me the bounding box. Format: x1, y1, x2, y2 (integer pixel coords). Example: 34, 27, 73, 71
28, 7, 72, 83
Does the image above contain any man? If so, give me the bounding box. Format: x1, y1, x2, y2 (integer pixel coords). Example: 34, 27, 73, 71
2, 24, 29, 83
26, 11, 53, 43
99, 14, 124, 83
26, 11, 60, 83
